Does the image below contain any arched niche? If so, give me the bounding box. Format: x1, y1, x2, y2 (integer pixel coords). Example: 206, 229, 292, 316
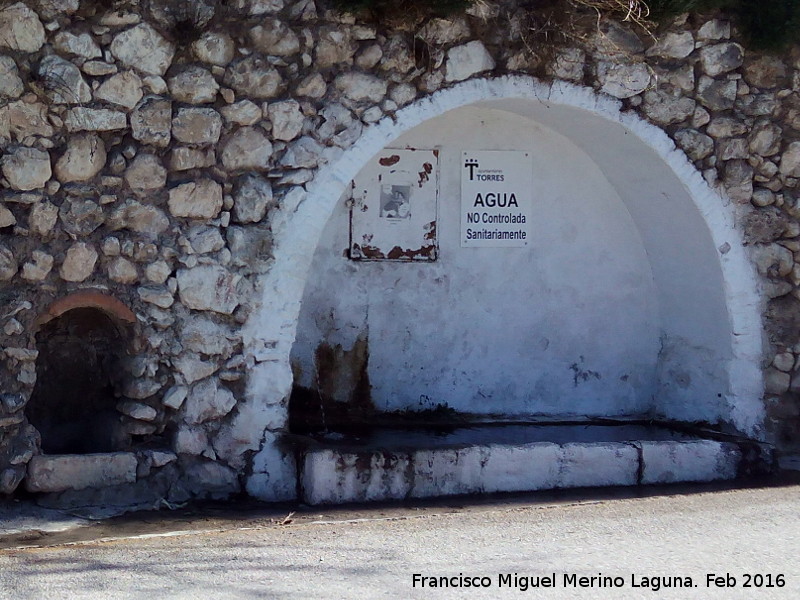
242, 77, 765, 500
280, 79, 763, 437
27, 292, 136, 454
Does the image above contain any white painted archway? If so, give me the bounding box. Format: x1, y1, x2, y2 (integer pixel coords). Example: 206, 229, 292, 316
240, 76, 765, 498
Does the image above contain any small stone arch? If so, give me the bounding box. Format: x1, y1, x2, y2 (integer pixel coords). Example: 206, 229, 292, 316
33, 290, 137, 331
27, 291, 138, 454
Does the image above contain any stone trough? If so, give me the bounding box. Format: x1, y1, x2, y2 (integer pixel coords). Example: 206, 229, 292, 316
299, 424, 752, 505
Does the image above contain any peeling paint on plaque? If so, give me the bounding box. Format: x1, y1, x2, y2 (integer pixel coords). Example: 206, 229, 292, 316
350, 149, 439, 261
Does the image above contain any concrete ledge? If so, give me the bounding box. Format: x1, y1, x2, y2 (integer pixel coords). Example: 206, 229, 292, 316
301, 439, 742, 505
640, 440, 741, 484
478, 443, 562, 494
25, 453, 138, 493
302, 450, 412, 505
560, 442, 639, 488
412, 446, 488, 497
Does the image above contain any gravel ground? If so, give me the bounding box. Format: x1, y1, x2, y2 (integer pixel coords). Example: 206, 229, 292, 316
1, 482, 799, 599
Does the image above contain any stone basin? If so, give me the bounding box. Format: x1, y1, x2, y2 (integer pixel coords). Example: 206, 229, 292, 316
298, 423, 753, 505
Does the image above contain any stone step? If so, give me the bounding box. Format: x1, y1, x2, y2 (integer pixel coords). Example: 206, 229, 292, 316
24, 450, 177, 495
299, 425, 752, 505
25, 452, 138, 493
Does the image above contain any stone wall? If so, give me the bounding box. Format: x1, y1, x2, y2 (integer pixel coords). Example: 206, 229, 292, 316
0, 0, 798, 502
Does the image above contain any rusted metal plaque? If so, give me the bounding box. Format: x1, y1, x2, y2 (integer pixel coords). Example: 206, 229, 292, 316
349, 148, 438, 261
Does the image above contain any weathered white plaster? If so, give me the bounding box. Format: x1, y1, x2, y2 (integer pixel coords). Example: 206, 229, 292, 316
474, 444, 563, 495
640, 440, 741, 484
559, 442, 640, 488
294, 105, 660, 417
300, 438, 732, 505
244, 431, 297, 502
245, 76, 765, 498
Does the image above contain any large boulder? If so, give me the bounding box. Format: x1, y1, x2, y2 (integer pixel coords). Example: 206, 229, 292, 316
2, 147, 51, 191
233, 174, 273, 224
168, 66, 219, 104
0, 56, 23, 98
55, 134, 106, 183
172, 108, 223, 145
110, 23, 175, 76
221, 127, 273, 171
168, 179, 223, 219
131, 96, 172, 147
59, 242, 98, 282
95, 71, 144, 110
177, 265, 239, 314
224, 56, 283, 99
0, 3, 45, 52
445, 41, 495, 82
38, 55, 91, 104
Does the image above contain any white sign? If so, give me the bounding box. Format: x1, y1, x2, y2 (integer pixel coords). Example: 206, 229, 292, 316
460, 150, 532, 247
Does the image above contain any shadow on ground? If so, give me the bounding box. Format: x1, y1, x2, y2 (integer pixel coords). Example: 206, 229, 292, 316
3, 469, 800, 551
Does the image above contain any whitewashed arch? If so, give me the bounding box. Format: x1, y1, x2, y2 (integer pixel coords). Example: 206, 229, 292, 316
240, 76, 765, 497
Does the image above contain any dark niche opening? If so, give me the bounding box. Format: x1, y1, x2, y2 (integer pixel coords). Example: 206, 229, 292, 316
26, 307, 130, 454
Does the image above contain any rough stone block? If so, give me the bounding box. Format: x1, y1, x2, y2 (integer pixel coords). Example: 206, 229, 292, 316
110, 23, 175, 76
176, 265, 239, 314
0, 3, 45, 52
25, 453, 138, 493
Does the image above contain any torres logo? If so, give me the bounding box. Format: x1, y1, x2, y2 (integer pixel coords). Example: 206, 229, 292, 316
464, 156, 505, 182
464, 158, 479, 180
